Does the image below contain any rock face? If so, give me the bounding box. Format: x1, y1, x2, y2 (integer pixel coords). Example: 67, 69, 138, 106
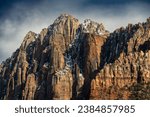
0, 14, 150, 100
90, 20, 150, 99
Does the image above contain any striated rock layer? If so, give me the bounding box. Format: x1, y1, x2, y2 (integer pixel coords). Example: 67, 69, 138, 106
0, 14, 150, 100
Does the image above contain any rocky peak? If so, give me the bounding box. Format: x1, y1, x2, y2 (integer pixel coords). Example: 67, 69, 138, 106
20, 31, 37, 51
53, 14, 78, 24
80, 19, 109, 36
23, 31, 37, 41
48, 14, 79, 36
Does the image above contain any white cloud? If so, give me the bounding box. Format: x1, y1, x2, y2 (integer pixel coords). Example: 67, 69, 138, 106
0, 1, 149, 62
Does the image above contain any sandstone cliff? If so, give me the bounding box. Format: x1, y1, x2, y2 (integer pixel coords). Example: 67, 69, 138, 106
0, 14, 150, 100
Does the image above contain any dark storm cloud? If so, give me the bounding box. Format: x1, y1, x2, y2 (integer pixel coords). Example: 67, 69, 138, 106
0, 0, 149, 62
0, 0, 40, 17
84, 0, 150, 5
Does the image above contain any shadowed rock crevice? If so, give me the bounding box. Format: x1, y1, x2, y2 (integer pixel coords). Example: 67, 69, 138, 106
100, 22, 149, 69
139, 39, 150, 52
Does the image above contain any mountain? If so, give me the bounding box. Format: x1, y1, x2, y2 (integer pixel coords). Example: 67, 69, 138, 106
0, 14, 150, 100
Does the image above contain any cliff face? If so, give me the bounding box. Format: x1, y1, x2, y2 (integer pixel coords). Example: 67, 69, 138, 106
90, 19, 150, 99
0, 14, 150, 100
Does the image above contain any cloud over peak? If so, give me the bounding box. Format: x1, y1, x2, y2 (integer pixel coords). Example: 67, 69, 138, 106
0, 0, 149, 62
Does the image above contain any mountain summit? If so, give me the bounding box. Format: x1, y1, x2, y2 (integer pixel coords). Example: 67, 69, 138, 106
0, 14, 150, 100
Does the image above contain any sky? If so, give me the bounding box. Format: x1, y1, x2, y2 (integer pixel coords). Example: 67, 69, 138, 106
0, 0, 150, 62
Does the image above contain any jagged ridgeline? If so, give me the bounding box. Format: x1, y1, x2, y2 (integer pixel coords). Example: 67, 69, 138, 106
0, 14, 150, 100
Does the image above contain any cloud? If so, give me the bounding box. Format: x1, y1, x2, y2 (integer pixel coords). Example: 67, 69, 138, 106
0, 0, 149, 62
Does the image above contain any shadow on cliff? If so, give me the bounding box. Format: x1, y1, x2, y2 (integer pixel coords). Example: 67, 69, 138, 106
138, 39, 150, 52
100, 28, 133, 69
76, 26, 140, 99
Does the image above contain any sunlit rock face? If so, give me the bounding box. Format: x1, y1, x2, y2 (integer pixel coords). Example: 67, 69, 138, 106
0, 15, 150, 100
